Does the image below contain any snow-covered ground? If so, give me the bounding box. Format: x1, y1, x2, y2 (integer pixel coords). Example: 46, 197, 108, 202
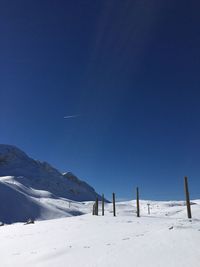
0, 199, 200, 267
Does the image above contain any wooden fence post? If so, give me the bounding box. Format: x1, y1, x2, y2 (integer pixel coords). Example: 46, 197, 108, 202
147, 203, 150, 215
92, 203, 95, 215
102, 194, 105, 216
184, 176, 192, 219
95, 197, 99, 216
136, 187, 140, 217
113, 193, 116, 217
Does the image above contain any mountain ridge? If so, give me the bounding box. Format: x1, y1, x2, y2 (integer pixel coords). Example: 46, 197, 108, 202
0, 144, 101, 201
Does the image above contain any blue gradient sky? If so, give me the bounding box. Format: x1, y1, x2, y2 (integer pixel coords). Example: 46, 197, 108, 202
1, 0, 200, 200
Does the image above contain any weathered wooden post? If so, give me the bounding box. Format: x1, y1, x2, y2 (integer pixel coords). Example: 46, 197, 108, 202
112, 193, 116, 217
92, 203, 95, 215
184, 176, 192, 219
147, 203, 150, 215
102, 194, 105, 216
136, 187, 140, 217
95, 197, 99, 216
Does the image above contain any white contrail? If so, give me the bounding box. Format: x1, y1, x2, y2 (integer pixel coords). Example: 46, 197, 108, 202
64, 114, 80, 119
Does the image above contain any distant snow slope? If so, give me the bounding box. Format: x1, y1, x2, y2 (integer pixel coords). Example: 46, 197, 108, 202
0, 200, 200, 267
0, 176, 87, 223
0, 144, 101, 200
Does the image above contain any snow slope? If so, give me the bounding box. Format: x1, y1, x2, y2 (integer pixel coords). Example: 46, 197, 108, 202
0, 176, 89, 223
0, 200, 200, 267
0, 144, 102, 199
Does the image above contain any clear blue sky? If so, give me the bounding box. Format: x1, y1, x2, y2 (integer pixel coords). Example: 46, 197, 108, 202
1, 0, 200, 200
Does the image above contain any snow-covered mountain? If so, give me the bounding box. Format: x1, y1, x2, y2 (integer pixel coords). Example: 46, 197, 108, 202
0, 144, 100, 201
0, 144, 102, 223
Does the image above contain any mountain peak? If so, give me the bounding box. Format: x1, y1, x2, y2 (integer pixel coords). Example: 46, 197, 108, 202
0, 144, 28, 160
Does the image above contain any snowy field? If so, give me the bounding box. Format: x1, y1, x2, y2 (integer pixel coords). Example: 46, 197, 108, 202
0, 200, 200, 267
